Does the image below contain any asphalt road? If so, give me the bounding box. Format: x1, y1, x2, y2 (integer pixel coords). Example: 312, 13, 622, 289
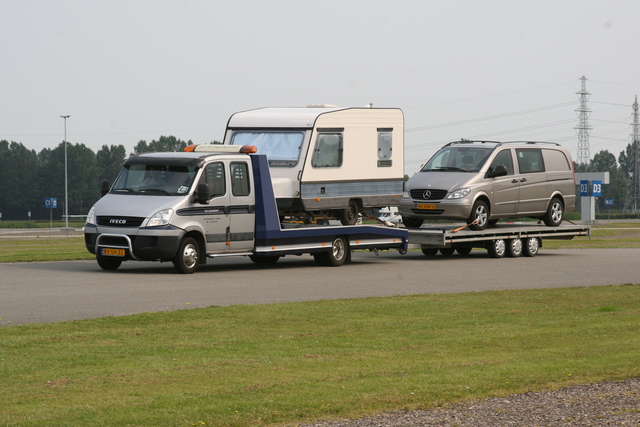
1, 247, 639, 326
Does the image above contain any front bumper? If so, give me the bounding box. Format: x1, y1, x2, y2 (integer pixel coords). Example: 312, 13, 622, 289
398, 197, 474, 220
84, 224, 185, 261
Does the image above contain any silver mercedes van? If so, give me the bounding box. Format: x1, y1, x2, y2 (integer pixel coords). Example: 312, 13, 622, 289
399, 141, 576, 230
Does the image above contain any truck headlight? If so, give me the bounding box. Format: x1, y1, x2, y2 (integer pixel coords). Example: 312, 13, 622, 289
86, 206, 96, 225
147, 208, 173, 227
447, 188, 471, 199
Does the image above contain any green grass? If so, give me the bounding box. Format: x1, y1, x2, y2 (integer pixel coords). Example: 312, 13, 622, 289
1, 285, 639, 426
0, 237, 93, 262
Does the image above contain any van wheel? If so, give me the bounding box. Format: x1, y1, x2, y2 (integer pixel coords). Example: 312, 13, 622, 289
543, 197, 564, 226
523, 237, 540, 257
403, 216, 424, 229
97, 255, 122, 271
173, 237, 200, 274
506, 239, 523, 257
339, 200, 359, 225
314, 236, 348, 266
487, 239, 506, 258
468, 200, 489, 230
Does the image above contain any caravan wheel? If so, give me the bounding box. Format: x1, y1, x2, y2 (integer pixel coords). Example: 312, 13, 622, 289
339, 200, 360, 225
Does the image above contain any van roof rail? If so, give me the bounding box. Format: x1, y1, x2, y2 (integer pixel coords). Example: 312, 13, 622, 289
444, 140, 561, 148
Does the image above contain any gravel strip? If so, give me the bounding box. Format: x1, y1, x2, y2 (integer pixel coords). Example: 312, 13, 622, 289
302, 378, 640, 426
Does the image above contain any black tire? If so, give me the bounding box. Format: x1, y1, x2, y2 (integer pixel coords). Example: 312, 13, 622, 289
456, 247, 473, 256
487, 239, 506, 258
439, 248, 455, 256
402, 216, 424, 229
506, 239, 523, 257
339, 200, 360, 225
522, 237, 540, 257
421, 248, 438, 256
468, 200, 489, 230
314, 236, 348, 266
96, 255, 122, 271
249, 255, 280, 264
173, 237, 200, 274
542, 197, 564, 226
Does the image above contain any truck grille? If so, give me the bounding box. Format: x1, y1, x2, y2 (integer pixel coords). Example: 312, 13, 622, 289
97, 216, 145, 227
409, 189, 448, 201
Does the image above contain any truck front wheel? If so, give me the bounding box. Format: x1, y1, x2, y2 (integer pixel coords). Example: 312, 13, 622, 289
173, 237, 200, 274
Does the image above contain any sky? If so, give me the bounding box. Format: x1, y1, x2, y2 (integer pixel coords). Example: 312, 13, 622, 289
2, 0, 640, 174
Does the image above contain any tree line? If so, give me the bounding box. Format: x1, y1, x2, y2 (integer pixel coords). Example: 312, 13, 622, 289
1, 136, 638, 221
0, 136, 192, 221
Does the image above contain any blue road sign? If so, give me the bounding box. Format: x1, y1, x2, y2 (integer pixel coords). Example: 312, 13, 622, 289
579, 180, 589, 197
605, 198, 614, 206
592, 180, 602, 197
45, 198, 58, 208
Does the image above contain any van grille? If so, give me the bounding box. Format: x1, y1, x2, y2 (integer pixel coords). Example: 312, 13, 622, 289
409, 189, 448, 201
97, 216, 145, 227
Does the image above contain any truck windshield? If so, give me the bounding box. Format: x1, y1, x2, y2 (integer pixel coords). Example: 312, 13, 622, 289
421, 147, 492, 173
230, 131, 304, 166
111, 164, 198, 196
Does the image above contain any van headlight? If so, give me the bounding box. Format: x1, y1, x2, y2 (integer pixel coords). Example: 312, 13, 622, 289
86, 206, 96, 225
402, 190, 410, 198
447, 188, 471, 199
147, 208, 173, 227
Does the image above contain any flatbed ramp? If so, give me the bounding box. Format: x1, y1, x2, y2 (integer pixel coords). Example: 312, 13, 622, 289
407, 223, 591, 258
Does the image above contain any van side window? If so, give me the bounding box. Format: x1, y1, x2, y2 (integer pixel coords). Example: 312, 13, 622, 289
311, 132, 343, 167
543, 149, 571, 171
230, 162, 251, 196
516, 148, 545, 173
489, 149, 514, 175
200, 162, 226, 198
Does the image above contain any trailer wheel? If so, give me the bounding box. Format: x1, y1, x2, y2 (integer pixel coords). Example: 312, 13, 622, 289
523, 237, 540, 257
456, 247, 473, 256
421, 248, 438, 256
439, 248, 455, 256
96, 255, 122, 271
468, 200, 489, 230
173, 237, 200, 274
542, 197, 564, 226
506, 238, 523, 257
402, 216, 424, 229
339, 200, 360, 225
314, 236, 348, 266
487, 239, 506, 258
249, 255, 280, 264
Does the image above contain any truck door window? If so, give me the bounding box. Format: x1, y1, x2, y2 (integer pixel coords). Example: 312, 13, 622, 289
311, 132, 343, 167
200, 162, 226, 198
516, 148, 545, 173
230, 162, 250, 196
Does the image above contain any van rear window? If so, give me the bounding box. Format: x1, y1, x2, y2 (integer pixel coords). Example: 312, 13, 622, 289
543, 149, 571, 172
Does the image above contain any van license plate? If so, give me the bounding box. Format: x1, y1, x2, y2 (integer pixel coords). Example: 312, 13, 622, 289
416, 204, 437, 210
102, 248, 125, 257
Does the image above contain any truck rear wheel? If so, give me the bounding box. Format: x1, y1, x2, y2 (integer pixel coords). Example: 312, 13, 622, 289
339, 200, 360, 225
487, 239, 506, 258
96, 255, 122, 271
249, 255, 280, 264
314, 236, 348, 266
173, 237, 200, 274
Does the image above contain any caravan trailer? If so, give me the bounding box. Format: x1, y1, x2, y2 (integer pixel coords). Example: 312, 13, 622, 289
223, 106, 405, 224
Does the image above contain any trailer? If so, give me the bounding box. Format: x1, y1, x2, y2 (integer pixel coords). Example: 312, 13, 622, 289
84, 144, 408, 274
407, 223, 590, 258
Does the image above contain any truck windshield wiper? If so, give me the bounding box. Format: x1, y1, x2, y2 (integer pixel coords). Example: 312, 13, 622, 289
140, 188, 171, 195
112, 187, 136, 193
431, 167, 468, 172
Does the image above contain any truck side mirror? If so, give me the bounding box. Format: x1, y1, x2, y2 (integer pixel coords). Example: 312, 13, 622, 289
196, 183, 210, 204
491, 165, 508, 178
100, 179, 110, 197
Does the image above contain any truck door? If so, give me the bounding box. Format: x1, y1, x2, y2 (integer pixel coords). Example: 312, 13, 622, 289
198, 161, 231, 254
228, 161, 255, 252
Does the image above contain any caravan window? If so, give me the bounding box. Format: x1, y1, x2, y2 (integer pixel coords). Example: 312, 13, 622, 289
229, 131, 304, 167
311, 132, 343, 168
378, 128, 393, 159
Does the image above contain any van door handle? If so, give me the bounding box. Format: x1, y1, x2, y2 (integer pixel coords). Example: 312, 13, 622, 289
519, 178, 527, 182
511, 179, 518, 183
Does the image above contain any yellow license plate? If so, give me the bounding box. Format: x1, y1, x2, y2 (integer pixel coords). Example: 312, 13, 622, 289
416, 204, 437, 210
102, 248, 125, 257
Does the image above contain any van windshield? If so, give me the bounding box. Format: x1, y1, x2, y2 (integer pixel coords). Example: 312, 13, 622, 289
111, 164, 198, 196
421, 147, 492, 172
230, 131, 304, 166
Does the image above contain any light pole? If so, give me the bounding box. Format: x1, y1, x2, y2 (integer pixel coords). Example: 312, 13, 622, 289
60, 115, 70, 231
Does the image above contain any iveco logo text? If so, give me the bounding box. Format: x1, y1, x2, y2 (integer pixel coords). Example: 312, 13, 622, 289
110, 219, 126, 224
423, 190, 432, 199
